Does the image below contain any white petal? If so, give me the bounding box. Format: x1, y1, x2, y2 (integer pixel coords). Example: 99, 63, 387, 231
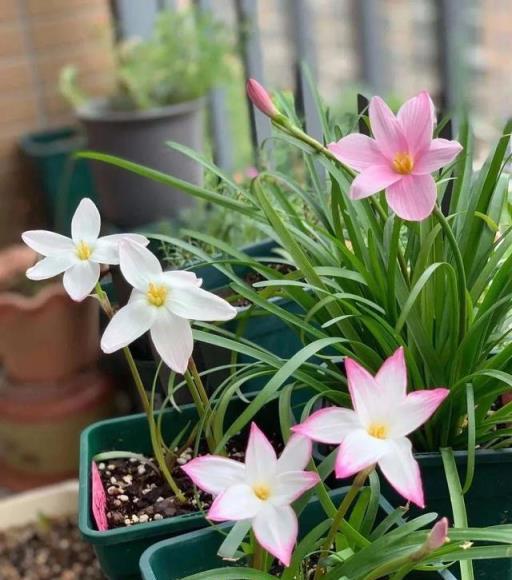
345, 357, 384, 426
119, 241, 162, 292
101, 298, 155, 353
149, 308, 193, 374
390, 389, 449, 438
22, 230, 73, 256
375, 347, 408, 405
292, 407, 361, 445
62, 260, 100, 301
93, 234, 150, 265
26, 253, 75, 280
181, 455, 246, 495
277, 434, 313, 473
245, 423, 277, 484
253, 504, 298, 567
71, 198, 101, 244
161, 270, 202, 287
208, 483, 262, 521
271, 471, 319, 506
167, 285, 237, 321
378, 437, 425, 508
335, 429, 390, 479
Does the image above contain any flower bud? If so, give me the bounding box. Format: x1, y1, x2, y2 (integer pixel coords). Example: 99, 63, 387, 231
246, 78, 278, 119
426, 517, 449, 551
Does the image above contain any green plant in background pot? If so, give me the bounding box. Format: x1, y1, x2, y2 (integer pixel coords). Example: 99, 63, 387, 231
59, 8, 230, 229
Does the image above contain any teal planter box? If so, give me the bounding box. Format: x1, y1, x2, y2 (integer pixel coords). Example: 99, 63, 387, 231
19, 127, 96, 233
139, 489, 454, 580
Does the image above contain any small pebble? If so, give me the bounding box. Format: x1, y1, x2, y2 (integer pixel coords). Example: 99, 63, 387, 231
137, 465, 146, 475
98, 463, 106, 470
139, 514, 149, 523
156, 497, 164, 503
154, 514, 163, 520
107, 486, 121, 496
122, 475, 133, 484
131, 515, 139, 523
108, 464, 115, 470
177, 457, 187, 465
129, 457, 137, 463
110, 477, 117, 484
118, 495, 129, 502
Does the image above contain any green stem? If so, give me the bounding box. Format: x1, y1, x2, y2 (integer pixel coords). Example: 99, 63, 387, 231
188, 357, 209, 408
252, 533, 268, 571
184, 370, 216, 453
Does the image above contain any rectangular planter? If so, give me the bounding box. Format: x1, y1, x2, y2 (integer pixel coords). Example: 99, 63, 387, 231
79, 393, 302, 579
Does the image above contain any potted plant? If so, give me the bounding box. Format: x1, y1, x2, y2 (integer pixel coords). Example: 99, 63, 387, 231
60, 8, 230, 228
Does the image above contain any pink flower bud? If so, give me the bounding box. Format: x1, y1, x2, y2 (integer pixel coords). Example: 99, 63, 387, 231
246, 79, 278, 119
426, 517, 449, 551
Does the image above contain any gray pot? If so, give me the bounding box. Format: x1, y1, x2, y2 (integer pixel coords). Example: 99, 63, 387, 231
77, 98, 204, 228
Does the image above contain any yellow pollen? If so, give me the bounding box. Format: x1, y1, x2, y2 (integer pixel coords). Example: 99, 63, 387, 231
368, 423, 389, 439
253, 484, 271, 501
146, 283, 168, 307
76, 240, 92, 261
392, 152, 414, 175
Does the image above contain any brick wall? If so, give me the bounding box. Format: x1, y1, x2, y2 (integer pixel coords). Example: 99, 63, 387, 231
0, 0, 114, 247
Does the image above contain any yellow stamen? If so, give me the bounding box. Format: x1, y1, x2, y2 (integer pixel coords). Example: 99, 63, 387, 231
76, 240, 92, 261
392, 152, 414, 175
368, 423, 389, 439
146, 283, 168, 307
253, 484, 271, 501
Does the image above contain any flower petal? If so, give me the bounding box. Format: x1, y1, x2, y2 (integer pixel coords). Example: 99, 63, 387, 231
150, 308, 193, 374
375, 347, 407, 404
291, 407, 361, 445
253, 504, 297, 567
369, 96, 408, 160
71, 198, 101, 244
414, 138, 463, 175
26, 253, 75, 280
208, 483, 262, 521
345, 357, 382, 426
101, 298, 155, 353
397, 91, 434, 157
328, 134, 385, 172
62, 260, 100, 301
271, 471, 320, 506
378, 437, 425, 508
385, 174, 437, 221
349, 166, 401, 200
181, 455, 246, 495
162, 270, 202, 287
168, 285, 237, 321
390, 388, 450, 438
277, 434, 313, 473
92, 233, 150, 265
119, 241, 162, 292
335, 429, 390, 479
22, 230, 74, 256
245, 423, 277, 484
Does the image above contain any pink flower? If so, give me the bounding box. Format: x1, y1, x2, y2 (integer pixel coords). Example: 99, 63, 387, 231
292, 347, 449, 508
247, 79, 278, 119
182, 423, 319, 566
328, 92, 462, 221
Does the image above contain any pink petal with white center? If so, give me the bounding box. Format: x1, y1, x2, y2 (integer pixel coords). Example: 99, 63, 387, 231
335, 429, 390, 479
413, 138, 463, 175
345, 357, 382, 426
271, 471, 320, 505
276, 434, 313, 473
162, 270, 202, 288
291, 407, 361, 445
328, 134, 385, 172
396, 92, 434, 157
101, 298, 155, 353
369, 96, 408, 160
71, 198, 101, 244
377, 437, 425, 508
92, 233, 149, 265
22, 230, 74, 256
119, 241, 162, 293
26, 253, 75, 280
181, 455, 245, 495
168, 285, 237, 321
245, 423, 277, 484
253, 504, 298, 567
62, 260, 100, 301
385, 174, 437, 221
208, 483, 262, 521
390, 388, 450, 438
349, 166, 401, 200
375, 347, 408, 404
150, 308, 193, 374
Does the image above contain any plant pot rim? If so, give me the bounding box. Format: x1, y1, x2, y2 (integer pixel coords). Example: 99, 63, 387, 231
76, 97, 205, 124
0, 281, 77, 312
415, 447, 512, 463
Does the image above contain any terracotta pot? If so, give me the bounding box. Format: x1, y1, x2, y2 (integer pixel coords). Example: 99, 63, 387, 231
0, 244, 100, 382
0, 369, 114, 491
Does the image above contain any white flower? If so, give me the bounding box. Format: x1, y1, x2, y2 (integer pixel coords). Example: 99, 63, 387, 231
182, 423, 319, 566
22, 198, 148, 301
100, 241, 237, 374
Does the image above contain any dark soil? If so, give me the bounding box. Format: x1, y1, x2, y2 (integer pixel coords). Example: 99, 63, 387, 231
0, 514, 103, 580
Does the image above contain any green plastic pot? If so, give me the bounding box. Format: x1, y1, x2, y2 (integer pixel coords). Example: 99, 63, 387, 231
79, 393, 305, 579
139, 488, 454, 580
